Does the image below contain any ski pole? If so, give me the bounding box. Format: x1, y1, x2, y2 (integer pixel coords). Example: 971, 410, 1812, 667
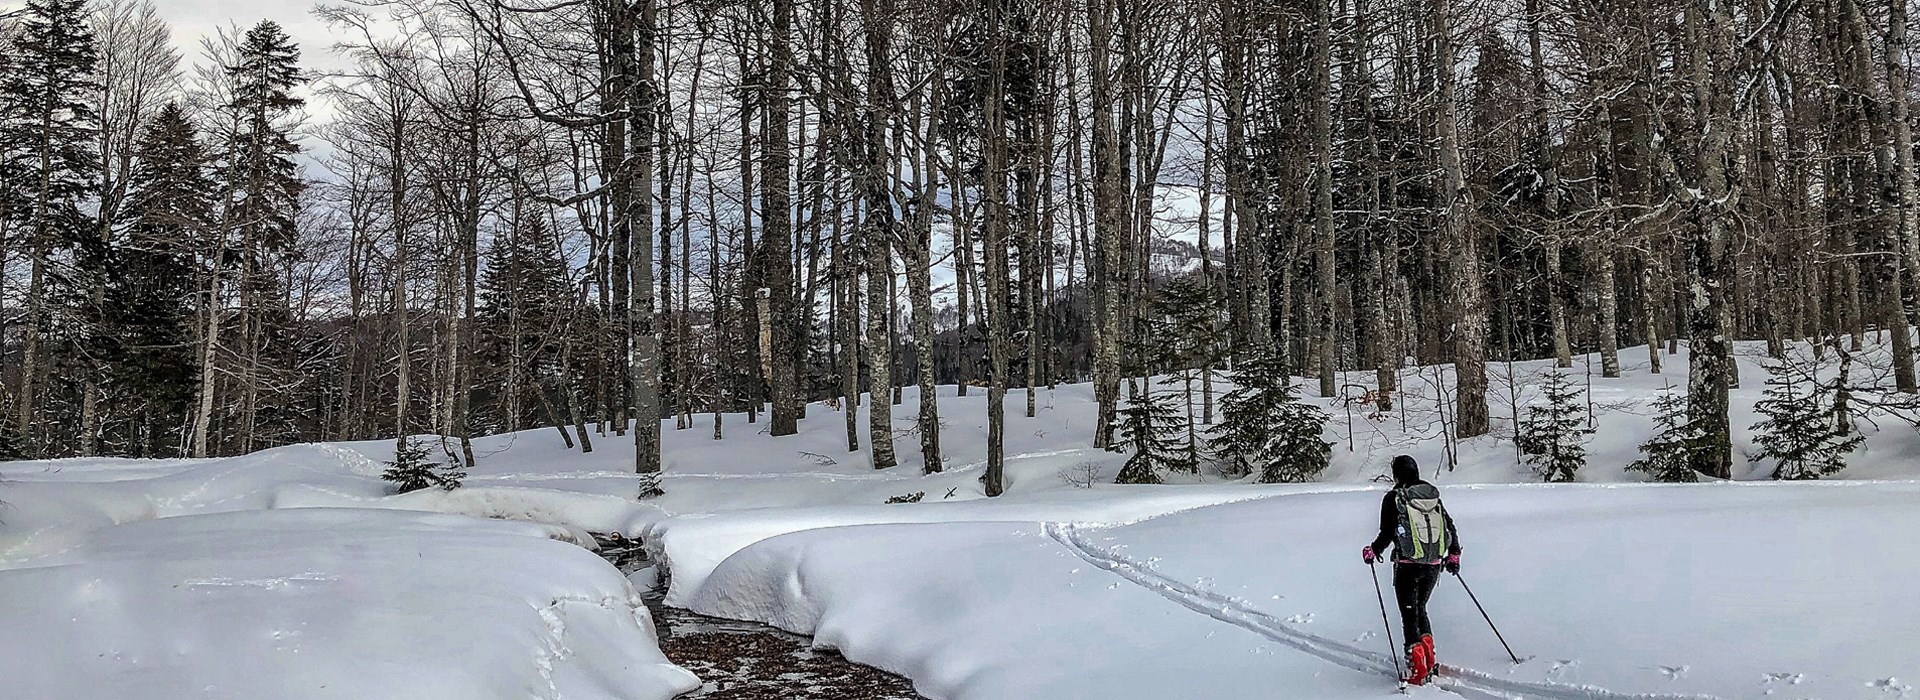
1454, 572, 1522, 664
1368, 560, 1405, 682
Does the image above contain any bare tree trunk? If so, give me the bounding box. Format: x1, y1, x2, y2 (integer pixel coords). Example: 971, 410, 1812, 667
1595, 243, 1621, 377
765, 0, 801, 437
1682, 0, 1736, 479
1436, 0, 1489, 439
630, 0, 662, 475
1314, 0, 1338, 398
1089, 0, 1125, 450
859, 0, 898, 469
1870, 0, 1918, 392
981, 1, 1013, 495
1529, 0, 1571, 371
1893, 0, 1920, 381
191, 270, 222, 458
907, 81, 944, 473
838, 199, 861, 453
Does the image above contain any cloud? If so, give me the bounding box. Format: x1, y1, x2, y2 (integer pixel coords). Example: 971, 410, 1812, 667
149, 0, 350, 74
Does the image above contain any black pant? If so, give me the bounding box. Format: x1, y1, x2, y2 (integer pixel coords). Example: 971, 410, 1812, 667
1393, 562, 1442, 649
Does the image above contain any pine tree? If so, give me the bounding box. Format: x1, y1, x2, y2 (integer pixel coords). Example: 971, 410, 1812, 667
0, 0, 100, 454
1751, 358, 1861, 480
1153, 277, 1229, 372
1114, 390, 1192, 484
0, 0, 98, 217
99, 103, 213, 456
224, 21, 305, 252
1154, 276, 1230, 428
1207, 349, 1332, 483
219, 20, 306, 453
382, 436, 466, 493
1516, 370, 1588, 482
1626, 388, 1701, 483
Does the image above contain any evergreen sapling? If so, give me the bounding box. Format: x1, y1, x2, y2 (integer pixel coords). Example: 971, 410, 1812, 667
1516, 370, 1589, 482
1750, 357, 1860, 480
1206, 349, 1332, 483
1114, 390, 1193, 484
382, 436, 466, 493
1626, 388, 1701, 482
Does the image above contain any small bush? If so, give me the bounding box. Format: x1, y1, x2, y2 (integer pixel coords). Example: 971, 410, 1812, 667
382, 437, 466, 493
1058, 461, 1102, 489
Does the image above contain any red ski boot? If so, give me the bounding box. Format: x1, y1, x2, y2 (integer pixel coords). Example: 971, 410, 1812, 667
1422, 634, 1437, 677
1405, 642, 1433, 686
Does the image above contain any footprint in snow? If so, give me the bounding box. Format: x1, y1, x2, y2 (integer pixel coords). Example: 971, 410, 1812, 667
1649, 665, 1688, 681
1762, 672, 1805, 686
1285, 613, 1314, 624
1866, 677, 1912, 697
1547, 660, 1579, 679
1354, 631, 1377, 643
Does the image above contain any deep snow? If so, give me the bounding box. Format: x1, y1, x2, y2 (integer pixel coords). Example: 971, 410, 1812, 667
677, 483, 1920, 699
6, 340, 1919, 698
0, 508, 698, 699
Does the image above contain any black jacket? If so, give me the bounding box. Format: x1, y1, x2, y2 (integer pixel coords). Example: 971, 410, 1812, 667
1370, 479, 1462, 563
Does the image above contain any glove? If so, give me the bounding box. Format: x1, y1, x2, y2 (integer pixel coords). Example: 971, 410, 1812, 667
1363, 546, 1377, 564
1444, 553, 1461, 575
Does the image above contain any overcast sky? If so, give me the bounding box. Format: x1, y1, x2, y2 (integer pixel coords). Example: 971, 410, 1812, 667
0, 0, 347, 74
151, 0, 346, 72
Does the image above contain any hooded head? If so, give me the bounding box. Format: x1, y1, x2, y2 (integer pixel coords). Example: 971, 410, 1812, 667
1391, 455, 1420, 485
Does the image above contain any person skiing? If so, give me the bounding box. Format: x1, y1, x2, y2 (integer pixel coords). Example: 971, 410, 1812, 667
1363, 454, 1461, 686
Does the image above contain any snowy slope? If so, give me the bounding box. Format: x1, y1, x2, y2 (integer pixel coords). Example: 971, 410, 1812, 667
0, 508, 698, 700
680, 482, 1920, 700
5, 338, 1919, 699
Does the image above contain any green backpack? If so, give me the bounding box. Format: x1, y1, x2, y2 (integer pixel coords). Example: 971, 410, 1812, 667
1393, 483, 1451, 565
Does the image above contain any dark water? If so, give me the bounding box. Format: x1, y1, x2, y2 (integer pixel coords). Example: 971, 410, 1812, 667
594, 534, 923, 700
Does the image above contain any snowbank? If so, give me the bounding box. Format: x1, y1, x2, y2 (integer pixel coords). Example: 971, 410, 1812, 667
687, 521, 1406, 699
0, 440, 666, 563
681, 481, 1920, 699
6, 336, 1920, 699
1071, 480, 1920, 698
642, 484, 1350, 606
0, 508, 698, 700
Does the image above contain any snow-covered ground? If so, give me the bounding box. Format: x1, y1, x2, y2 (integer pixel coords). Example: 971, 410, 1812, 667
683, 481, 1920, 699
5, 341, 1918, 698
0, 508, 697, 699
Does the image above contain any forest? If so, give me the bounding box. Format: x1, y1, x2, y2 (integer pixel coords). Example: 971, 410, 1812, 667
2, 0, 1916, 491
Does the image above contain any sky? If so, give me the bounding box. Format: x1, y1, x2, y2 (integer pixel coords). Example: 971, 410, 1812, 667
2, 0, 351, 161
147, 0, 348, 74
0, 0, 350, 74
153, 0, 352, 169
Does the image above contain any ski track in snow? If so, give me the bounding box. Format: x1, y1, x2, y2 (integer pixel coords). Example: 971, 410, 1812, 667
1043, 522, 1724, 700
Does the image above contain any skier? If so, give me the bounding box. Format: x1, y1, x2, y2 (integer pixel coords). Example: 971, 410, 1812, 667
1363, 454, 1461, 686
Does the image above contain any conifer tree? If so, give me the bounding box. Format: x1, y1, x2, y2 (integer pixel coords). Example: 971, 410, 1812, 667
1751, 359, 1861, 480
1626, 388, 1700, 482
1153, 276, 1230, 427
1114, 390, 1192, 484
1207, 348, 1332, 483
1516, 370, 1588, 482
219, 20, 305, 452
105, 103, 213, 455
479, 218, 571, 432
0, 0, 100, 454
382, 435, 466, 493
225, 21, 304, 252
